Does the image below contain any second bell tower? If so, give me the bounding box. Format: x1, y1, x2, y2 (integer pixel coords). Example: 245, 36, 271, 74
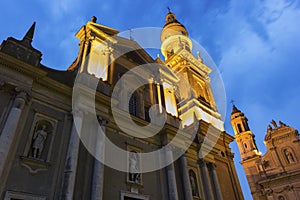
230, 105, 261, 161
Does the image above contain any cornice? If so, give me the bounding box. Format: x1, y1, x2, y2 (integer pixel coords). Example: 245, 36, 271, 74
0, 51, 46, 79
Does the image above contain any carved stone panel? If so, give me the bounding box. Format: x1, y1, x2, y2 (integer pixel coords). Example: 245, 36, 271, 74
4, 190, 46, 200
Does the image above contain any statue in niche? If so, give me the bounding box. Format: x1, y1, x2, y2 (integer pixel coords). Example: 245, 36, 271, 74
189, 170, 199, 197
285, 150, 295, 164
129, 151, 140, 183
32, 125, 48, 159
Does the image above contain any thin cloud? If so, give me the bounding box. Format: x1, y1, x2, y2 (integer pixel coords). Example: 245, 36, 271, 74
0, 1, 299, 199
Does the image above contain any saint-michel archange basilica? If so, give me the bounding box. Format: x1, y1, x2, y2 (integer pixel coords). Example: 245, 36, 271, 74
0, 10, 299, 200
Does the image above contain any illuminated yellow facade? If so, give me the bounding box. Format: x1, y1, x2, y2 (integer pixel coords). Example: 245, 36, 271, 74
161, 12, 223, 130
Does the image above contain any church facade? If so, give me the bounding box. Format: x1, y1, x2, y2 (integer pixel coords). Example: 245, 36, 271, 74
230, 105, 300, 200
0, 12, 243, 200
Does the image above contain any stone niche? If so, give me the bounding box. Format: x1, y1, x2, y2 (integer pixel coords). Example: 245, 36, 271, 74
20, 112, 58, 174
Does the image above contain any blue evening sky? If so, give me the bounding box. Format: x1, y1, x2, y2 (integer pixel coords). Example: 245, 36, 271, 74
1, 0, 300, 199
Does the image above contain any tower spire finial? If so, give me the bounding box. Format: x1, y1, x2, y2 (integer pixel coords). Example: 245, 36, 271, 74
22, 22, 36, 47
231, 100, 242, 115
167, 6, 171, 13
230, 99, 235, 106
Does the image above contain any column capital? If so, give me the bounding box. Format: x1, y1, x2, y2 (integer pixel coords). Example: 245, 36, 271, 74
197, 158, 207, 167
101, 45, 113, 55
226, 150, 235, 158
13, 91, 29, 109
97, 116, 109, 126
207, 162, 216, 170
148, 77, 154, 83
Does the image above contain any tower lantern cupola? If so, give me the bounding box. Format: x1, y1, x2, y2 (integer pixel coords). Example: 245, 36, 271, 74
230, 105, 250, 135
160, 11, 192, 60
230, 105, 261, 161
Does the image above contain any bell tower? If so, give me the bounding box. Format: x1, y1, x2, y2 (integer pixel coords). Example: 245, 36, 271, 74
230, 105, 261, 161
159, 11, 223, 130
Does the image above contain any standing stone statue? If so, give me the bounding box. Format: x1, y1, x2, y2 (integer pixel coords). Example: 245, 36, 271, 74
285, 150, 295, 164
32, 125, 48, 159
129, 151, 140, 183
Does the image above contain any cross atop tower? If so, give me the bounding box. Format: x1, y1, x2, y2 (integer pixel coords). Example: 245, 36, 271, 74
167, 6, 171, 13
230, 99, 235, 106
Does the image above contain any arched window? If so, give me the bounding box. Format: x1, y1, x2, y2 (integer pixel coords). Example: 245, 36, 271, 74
129, 93, 138, 116
195, 82, 209, 103
237, 123, 243, 133
189, 170, 200, 197
244, 143, 248, 149
221, 151, 226, 157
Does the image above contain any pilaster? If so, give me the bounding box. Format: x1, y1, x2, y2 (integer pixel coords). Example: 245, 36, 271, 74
61, 110, 84, 200
198, 159, 214, 200
0, 91, 28, 182
91, 117, 109, 200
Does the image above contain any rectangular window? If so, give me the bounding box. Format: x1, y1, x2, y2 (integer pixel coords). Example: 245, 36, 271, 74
129, 93, 138, 116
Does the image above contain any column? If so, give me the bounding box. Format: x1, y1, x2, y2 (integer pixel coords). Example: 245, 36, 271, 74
156, 83, 163, 113
137, 89, 145, 118
91, 117, 108, 200
208, 163, 223, 200
80, 39, 92, 74
148, 78, 155, 105
108, 53, 114, 85
179, 155, 193, 200
198, 159, 214, 200
165, 148, 179, 200
61, 110, 83, 200
0, 91, 27, 180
